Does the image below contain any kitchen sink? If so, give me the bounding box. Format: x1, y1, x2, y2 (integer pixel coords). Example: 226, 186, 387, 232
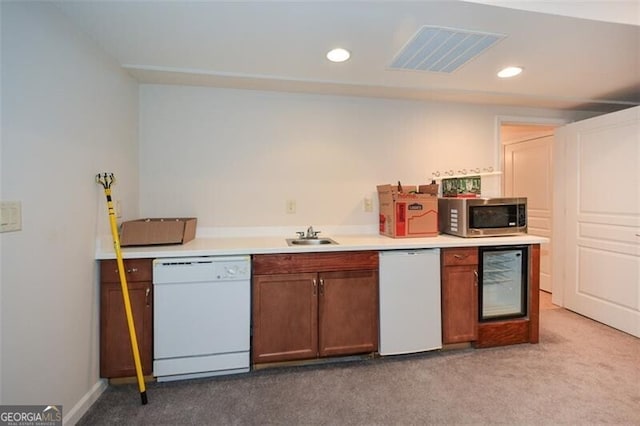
286, 238, 338, 246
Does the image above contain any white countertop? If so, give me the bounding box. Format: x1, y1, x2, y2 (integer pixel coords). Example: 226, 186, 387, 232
95, 233, 548, 260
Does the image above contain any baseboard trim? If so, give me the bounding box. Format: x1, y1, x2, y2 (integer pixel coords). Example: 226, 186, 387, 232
63, 379, 108, 425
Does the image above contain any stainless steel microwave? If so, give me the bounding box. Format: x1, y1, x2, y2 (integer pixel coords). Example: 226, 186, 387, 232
438, 197, 527, 237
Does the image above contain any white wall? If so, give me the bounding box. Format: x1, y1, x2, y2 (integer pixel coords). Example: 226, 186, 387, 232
0, 0, 4, 405
0, 2, 139, 423
139, 85, 584, 232
0, 2, 598, 420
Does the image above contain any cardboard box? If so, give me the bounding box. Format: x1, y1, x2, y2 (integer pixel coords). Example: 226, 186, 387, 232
120, 218, 197, 246
418, 183, 439, 196
377, 184, 438, 238
442, 176, 481, 197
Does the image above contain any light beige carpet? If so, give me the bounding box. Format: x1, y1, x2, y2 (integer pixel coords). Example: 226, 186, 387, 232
79, 294, 640, 425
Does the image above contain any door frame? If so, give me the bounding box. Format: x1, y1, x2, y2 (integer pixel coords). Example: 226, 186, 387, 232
494, 115, 569, 197
494, 116, 570, 189
494, 115, 570, 300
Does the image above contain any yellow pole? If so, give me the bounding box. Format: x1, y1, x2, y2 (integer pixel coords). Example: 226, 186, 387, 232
97, 173, 147, 405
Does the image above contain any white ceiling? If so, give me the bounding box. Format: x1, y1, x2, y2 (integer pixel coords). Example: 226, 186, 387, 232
55, 1, 640, 113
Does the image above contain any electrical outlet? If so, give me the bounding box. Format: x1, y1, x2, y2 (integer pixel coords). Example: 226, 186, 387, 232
286, 199, 296, 214
364, 197, 373, 212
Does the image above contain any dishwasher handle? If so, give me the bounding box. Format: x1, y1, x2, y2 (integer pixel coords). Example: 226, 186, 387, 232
155, 260, 214, 267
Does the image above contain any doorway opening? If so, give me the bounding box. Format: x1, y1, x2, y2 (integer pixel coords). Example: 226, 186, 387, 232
498, 120, 563, 295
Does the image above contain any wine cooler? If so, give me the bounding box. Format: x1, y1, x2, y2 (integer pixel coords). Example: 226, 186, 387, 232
479, 245, 528, 321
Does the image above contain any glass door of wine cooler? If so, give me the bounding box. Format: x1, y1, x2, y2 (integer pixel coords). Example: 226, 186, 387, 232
479, 246, 528, 321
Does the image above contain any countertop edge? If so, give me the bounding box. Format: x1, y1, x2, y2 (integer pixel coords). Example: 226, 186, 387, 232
95, 234, 549, 260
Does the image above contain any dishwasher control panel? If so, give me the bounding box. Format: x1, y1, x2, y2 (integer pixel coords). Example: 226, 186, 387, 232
214, 260, 250, 281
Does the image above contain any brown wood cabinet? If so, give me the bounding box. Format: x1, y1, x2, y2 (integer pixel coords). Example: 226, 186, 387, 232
252, 252, 378, 365
441, 247, 478, 344
100, 258, 153, 378
252, 272, 318, 363
318, 269, 378, 357
476, 244, 540, 348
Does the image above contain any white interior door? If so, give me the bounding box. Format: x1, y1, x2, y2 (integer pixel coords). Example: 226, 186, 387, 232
554, 106, 640, 337
503, 132, 554, 292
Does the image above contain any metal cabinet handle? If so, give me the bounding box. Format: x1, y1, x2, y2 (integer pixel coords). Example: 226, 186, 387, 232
474, 270, 478, 286
114, 267, 138, 274
454, 254, 467, 260
319, 279, 325, 296
312, 279, 317, 296
145, 287, 150, 306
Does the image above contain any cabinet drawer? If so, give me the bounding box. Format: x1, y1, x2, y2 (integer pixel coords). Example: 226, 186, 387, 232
442, 247, 478, 266
100, 258, 152, 283
253, 251, 378, 275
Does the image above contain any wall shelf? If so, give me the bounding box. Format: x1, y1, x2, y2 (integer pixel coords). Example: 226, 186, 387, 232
431, 171, 502, 181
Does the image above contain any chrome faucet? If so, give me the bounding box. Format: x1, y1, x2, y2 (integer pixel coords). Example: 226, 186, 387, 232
295, 226, 320, 239
306, 226, 315, 239
295, 226, 321, 239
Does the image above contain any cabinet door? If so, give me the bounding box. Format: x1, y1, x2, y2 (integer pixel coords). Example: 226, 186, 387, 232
252, 273, 318, 364
441, 248, 478, 344
441, 264, 478, 344
318, 270, 378, 357
100, 280, 153, 377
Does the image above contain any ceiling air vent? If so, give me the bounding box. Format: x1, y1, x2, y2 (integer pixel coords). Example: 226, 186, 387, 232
390, 26, 505, 73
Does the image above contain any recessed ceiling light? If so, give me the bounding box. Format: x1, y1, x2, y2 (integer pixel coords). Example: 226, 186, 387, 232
326, 48, 351, 63
497, 66, 523, 78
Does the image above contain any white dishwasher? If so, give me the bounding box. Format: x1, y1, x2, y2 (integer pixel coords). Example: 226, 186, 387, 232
153, 256, 250, 382
379, 249, 442, 355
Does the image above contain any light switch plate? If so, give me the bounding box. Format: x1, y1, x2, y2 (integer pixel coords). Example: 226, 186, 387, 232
364, 197, 373, 212
0, 201, 22, 232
